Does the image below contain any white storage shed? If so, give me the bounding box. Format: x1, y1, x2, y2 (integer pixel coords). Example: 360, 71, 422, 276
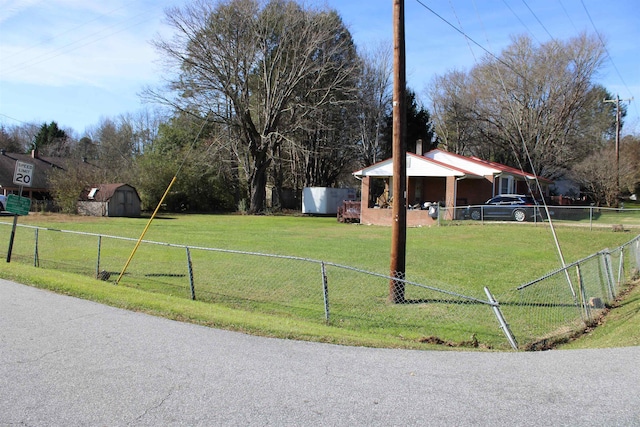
302, 187, 357, 215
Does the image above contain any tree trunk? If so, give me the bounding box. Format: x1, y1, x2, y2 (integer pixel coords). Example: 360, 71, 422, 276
248, 152, 270, 214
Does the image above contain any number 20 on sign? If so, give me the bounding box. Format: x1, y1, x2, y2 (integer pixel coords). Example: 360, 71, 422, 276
13, 161, 34, 187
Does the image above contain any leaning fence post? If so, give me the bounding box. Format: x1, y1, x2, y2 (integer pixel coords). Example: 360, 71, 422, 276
484, 287, 518, 350
321, 261, 330, 323
186, 246, 196, 300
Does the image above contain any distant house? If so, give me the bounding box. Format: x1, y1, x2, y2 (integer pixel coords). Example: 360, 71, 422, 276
0, 149, 97, 211
352, 148, 552, 226
78, 183, 141, 217
0, 149, 63, 206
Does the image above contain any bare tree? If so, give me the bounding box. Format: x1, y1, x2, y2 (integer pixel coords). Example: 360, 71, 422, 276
571, 143, 636, 206
0, 125, 24, 152
0, 122, 42, 153
429, 70, 481, 155
84, 117, 137, 183
145, 0, 359, 213
430, 33, 611, 178
355, 42, 392, 166
119, 108, 167, 155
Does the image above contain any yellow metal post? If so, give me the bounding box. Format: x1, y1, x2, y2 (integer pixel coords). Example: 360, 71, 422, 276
116, 176, 177, 284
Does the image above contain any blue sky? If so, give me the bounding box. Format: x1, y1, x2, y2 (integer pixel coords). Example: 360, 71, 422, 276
1, 0, 638, 136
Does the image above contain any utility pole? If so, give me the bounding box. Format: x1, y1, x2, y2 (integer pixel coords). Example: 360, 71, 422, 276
604, 95, 633, 204
389, 0, 407, 304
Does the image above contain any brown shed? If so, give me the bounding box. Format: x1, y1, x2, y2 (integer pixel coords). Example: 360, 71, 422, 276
78, 183, 141, 217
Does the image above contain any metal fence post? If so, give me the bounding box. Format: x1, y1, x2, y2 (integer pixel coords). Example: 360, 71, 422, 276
602, 250, 615, 301
186, 246, 196, 300
484, 287, 518, 350
96, 235, 102, 278
617, 247, 625, 290
33, 228, 39, 267
321, 261, 330, 323
576, 264, 591, 323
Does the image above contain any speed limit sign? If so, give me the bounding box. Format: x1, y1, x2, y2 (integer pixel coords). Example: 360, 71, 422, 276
13, 161, 35, 187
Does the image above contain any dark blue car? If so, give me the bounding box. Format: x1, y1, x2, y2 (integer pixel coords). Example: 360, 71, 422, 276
465, 194, 543, 222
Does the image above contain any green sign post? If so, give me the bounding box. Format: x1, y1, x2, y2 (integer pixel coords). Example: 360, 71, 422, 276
6, 161, 34, 262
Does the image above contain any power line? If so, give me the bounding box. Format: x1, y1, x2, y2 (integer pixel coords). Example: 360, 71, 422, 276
1, 1, 174, 76
501, 0, 540, 45
8, 4, 130, 58
448, 0, 477, 62
581, 0, 638, 127
0, 113, 31, 125
580, 0, 633, 98
431, 0, 577, 286
558, 0, 579, 34
413, 0, 528, 83
521, 0, 555, 42
3, 11, 154, 76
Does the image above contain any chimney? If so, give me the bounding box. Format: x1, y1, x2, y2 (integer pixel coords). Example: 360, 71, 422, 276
415, 139, 423, 156
0, 149, 5, 155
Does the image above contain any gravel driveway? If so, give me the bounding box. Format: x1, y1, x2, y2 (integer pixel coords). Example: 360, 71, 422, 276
1, 279, 638, 426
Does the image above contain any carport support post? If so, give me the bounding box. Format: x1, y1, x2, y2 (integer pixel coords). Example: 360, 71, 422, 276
389, 0, 407, 303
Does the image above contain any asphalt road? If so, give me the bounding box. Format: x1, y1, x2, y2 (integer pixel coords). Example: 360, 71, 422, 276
1, 279, 639, 426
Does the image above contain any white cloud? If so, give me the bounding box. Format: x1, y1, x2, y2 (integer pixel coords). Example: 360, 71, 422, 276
0, 0, 43, 24
0, 0, 169, 87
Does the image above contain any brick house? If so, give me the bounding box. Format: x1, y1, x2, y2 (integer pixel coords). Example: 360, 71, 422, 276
352, 149, 552, 226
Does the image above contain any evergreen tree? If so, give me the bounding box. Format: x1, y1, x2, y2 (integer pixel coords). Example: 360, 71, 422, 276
381, 89, 438, 158
32, 121, 68, 156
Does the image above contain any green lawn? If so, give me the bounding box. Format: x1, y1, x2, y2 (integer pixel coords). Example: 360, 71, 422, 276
1, 212, 638, 351
558, 277, 640, 349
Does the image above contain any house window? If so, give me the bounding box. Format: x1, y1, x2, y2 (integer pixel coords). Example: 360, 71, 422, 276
499, 176, 514, 194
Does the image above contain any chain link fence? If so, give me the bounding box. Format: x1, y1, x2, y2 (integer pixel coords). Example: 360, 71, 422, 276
2, 220, 639, 350
438, 205, 640, 230
495, 234, 640, 350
